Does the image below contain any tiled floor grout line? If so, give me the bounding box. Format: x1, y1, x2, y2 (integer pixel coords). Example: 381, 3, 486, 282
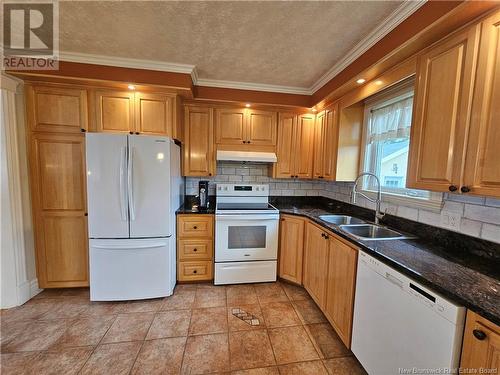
178, 287, 198, 374
76, 312, 119, 374
126, 312, 157, 375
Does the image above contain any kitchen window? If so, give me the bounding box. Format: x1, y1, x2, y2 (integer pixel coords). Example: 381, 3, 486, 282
360, 81, 442, 209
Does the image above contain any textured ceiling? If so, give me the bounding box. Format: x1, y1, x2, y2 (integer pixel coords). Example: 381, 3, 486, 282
60, 1, 403, 88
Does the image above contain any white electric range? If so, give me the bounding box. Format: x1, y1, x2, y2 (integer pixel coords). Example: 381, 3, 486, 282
214, 183, 279, 285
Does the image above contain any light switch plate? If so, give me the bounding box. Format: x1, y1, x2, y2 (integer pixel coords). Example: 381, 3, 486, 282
440, 211, 461, 231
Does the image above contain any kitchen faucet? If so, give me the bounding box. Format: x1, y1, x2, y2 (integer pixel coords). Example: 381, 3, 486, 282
351, 172, 385, 224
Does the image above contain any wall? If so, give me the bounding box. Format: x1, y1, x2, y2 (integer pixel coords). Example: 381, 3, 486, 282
186, 161, 500, 245
0, 76, 39, 308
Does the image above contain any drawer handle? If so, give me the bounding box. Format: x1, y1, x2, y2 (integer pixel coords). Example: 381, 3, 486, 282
193, 226, 198, 229
193, 248, 197, 252
448, 185, 458, 192
193, 270, 197, 274
473, 329, 487, 341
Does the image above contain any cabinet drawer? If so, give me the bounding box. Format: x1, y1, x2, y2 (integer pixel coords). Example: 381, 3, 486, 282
178, 215, 213, 238
178, 239, 213, 261
178, 261, 213, 281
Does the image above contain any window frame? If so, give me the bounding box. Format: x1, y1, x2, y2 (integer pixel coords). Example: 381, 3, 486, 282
359, 80, 443, 211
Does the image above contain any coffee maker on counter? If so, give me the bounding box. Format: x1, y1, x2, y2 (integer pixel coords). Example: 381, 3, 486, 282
198, 181, 209, 210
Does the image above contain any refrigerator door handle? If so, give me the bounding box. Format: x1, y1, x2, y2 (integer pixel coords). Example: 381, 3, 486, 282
119, 146, 128, 221
128, 146, 136, 221
92, 242, 168, 250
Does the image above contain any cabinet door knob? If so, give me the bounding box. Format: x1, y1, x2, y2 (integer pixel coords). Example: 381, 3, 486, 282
461, 186, 470, 193
135, 132, 140, 135
193, 226, 198, 229
193, 270, 197, 274
80, 128, 86, 133
321, 233, 325, 238
448, 185, 458, 192
193, 248, 197, 252
324, 235, 329, 240
129, 131, 134, 135
208, 173, 212, 176
84, 213, 88, 216
247, 140, 251, 144
473, 329, 487, 341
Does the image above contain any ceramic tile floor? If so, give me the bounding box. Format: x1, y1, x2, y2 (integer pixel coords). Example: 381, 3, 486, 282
0, 281, 367, 375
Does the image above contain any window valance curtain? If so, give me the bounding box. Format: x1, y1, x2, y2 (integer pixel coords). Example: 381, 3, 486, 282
367, 96, 413, 143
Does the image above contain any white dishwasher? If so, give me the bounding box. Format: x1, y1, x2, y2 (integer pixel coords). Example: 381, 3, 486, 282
351, 251, 466, 375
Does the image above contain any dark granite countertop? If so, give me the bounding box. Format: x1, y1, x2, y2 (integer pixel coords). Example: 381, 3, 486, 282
175, 195, 500, 325
272, 197, 500, 326
176, 196, 216, 214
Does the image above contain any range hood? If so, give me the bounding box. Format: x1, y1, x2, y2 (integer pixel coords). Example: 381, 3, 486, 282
217, 150, 277, 163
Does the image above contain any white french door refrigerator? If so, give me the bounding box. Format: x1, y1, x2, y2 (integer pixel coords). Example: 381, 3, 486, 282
86, 133, 182, 301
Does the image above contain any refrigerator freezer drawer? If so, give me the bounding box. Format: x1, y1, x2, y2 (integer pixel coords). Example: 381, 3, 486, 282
89, 238, 175, 301
214, 261, 277, 285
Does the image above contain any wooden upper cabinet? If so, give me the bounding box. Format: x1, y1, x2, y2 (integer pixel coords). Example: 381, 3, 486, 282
274, 113, 296, 178
215, 107, 277, 147
215, 108, 246, 145
247, 110, 277, 146
183, 105, 215, 177
461, 311, 500, 371
313, 111, 326, 179
26, 84, 88, 133
294, 113, 315, 179
463, 11, 500, 197
407, 24, 480, 192
279, 215, 305, 284
29, 133, 89, 288
94, 90, 135, 133
323, 104, 340, 181
135, 93, 175, 136
325, 234, 358, 348
303, 221, 329, 309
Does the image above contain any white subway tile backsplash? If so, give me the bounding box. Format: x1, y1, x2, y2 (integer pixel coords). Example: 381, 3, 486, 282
185, 161, 500, 243
481, 223, 500, 243
485, 197, 500, 208
442, 201, 464, 214
396, 206, 419, 221
459, 218, 482, 237
446, 193, 486, 205
464, 204, 500, 225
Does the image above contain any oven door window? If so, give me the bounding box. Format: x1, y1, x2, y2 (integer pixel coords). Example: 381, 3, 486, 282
228, 225, 267, 249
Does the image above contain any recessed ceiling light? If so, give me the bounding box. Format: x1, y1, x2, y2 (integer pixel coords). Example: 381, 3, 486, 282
375, 80, 383, 85
356, 78, 366, 84
311, 108, 317, 112
245, 103, 251, 107
128, 84, 136, 90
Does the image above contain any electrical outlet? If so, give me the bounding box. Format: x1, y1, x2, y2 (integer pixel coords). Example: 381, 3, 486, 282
440, 211, 461, 231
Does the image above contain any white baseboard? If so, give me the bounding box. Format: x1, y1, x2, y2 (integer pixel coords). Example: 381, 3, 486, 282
15, 278, 42, 306
30, 279, 42, 298
17, 280, 31, 305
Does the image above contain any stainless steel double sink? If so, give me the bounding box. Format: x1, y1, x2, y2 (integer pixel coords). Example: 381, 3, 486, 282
318, 214, 414, 241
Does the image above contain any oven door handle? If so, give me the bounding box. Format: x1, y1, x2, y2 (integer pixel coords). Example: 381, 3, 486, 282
216, 214, 279, 221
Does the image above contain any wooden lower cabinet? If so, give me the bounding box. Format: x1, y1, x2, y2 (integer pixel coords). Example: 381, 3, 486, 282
177, 214, 214, 282
29, 133, 89, 287
303, 221, 330, 309
461, 311, 500, 371
324, 235, 358, 347
302, 219, 358, 348
278, 215, 305, 284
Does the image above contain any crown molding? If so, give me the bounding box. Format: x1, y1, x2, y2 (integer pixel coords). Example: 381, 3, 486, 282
309, 0, 426, 94
59, 51, 196, 76
195, 78, 311, 95
58, 1, 425, 96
